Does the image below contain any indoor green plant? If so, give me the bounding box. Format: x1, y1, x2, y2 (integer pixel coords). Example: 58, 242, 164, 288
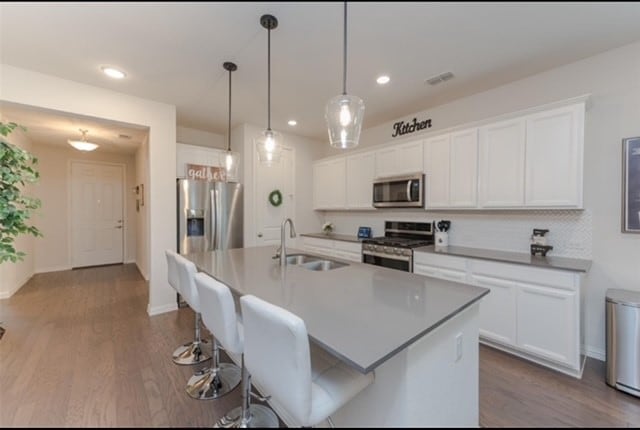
0, 122, 42, 262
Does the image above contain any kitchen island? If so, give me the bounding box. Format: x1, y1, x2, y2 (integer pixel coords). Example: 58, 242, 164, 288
184, 245, 489, 427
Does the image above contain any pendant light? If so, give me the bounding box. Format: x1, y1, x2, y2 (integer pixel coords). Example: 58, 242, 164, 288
255, 14, 282, 166
325, 1, 364, 149
68, 129, 99, 151
220, 61, 239, 181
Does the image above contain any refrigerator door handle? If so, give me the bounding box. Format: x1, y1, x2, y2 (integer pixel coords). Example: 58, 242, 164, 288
211, 188, 218, 249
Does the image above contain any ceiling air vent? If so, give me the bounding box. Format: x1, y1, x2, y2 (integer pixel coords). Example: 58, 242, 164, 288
118, 134, 132, 139
425, 71, 455, 86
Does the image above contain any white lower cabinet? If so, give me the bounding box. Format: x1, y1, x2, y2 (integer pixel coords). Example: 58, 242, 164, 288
471, 274, 517, 346
413, 250, 583, 377
301, 237, 362, 263
516, 282, 578, 368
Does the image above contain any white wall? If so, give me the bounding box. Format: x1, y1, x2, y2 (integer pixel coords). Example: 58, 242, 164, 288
239, 123, 324, 248
177, 125, 225, 149
29, 143, 137, 272
0, 124, 35, 298
321, 40, 640, 358
0, 64, 177, 316
135, 134, 150, 280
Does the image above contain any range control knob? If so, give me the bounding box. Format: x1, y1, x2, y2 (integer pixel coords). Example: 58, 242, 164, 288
394, 247, 401, 255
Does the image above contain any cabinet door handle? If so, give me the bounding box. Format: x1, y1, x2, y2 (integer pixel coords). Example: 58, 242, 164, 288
257, 233, 263, 238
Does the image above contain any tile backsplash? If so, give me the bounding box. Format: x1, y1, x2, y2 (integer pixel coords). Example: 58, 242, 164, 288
321, 209, 592, 259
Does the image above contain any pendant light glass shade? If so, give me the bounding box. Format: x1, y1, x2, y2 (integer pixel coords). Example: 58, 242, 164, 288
68, 129, 98, 151
255, 129, 282, 166
325, 1, 364, 149
256, 14, 282, 166
220, 61, 239, 181
325, 93, 364, 149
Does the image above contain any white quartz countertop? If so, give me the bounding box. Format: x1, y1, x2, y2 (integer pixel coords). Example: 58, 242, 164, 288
184, 245, 489, 373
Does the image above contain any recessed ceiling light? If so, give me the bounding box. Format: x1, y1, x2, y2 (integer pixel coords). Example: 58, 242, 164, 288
101, 66, 126, 79
287, 120, 297, 126
376, 75, 390, 85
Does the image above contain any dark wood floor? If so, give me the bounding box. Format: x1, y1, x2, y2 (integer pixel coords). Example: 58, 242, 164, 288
1, 264, 639, 427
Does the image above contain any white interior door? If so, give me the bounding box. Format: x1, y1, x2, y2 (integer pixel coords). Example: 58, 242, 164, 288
71, 161, 124, 268
255, 147, 295, 246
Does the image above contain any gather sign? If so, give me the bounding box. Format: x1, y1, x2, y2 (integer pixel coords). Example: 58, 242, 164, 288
391, 117, 432, 138
186, 163, 227, 182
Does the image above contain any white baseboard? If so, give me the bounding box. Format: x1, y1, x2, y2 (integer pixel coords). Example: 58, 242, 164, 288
34, 265, 71, 274
135, 262, 149, 281
147, 302, 178, 316
0, 272, 34, 299
125, 258, 136, 264
583, 344, 606, 362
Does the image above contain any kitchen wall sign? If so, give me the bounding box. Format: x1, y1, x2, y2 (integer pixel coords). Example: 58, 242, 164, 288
622, 136, 640, 233
391, 117, 432, 138
186, 163, 227, 182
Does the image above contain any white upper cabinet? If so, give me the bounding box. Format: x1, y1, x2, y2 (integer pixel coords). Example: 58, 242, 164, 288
312, 98, 586, 211
525, 103, 584, 208
375, 140, 424, 178
424, 129, 477, 208
424, 134, 451, 208
313, 158, 346, 210
346, 152, 375, 209
478, 118, 526, 207
449, 128, 478, 207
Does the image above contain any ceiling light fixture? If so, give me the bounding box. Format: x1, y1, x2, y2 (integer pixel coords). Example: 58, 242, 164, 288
376, 75, 390, 85
68, 129, 98, 151
255, 14, 282, 166
101, 66, 126, 79
220, 61, 239, 181
325, 1, 364, 149
287, 120, 297, 126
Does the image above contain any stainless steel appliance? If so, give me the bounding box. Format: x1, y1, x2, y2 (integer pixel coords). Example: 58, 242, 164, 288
606, 288, 640, 398
373, 174, 425, 208
362, 221, 434, 272
177, 178, 243, 254
176, 178, 243, 307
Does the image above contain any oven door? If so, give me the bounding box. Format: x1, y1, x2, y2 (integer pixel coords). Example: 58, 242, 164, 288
362, 250, 412, 272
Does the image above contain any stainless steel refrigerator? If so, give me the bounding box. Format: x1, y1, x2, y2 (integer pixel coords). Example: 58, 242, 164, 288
176, 178, 243, 307
177, 178, 243, 255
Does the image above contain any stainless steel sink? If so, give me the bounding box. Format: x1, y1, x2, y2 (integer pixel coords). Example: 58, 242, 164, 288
284, 254, 320, 265
301, 259, 349, 271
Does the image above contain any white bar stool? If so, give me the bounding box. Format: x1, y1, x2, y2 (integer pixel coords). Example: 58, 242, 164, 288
240, 294, 374, 428
194, 272, 279, 428
175, 255, 241, 400
165, 249, 211, 366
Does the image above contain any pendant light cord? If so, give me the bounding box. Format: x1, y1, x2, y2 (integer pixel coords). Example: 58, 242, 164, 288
343, 1, 347, 96
227, 68, 232, 152
267, 26, 272, 130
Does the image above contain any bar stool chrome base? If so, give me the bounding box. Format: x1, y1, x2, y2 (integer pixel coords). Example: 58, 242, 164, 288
172, 340, 211, 365
186, 362, 241, 400
214, 404, 279, 428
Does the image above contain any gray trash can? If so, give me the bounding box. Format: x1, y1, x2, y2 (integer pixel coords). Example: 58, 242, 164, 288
606, 288, 640, 397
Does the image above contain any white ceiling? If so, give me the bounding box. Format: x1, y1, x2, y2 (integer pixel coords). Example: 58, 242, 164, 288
0, 101, 148, 154
2, 2, 640, 141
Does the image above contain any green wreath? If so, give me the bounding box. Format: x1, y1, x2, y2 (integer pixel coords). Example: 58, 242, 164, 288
268, 189, 283, 207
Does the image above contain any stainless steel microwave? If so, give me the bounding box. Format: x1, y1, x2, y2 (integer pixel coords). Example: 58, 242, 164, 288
373, 174, 424, 208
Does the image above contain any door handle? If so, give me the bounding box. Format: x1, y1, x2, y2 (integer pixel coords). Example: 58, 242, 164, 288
115, 226, 123, 229
117, 219, 123, 223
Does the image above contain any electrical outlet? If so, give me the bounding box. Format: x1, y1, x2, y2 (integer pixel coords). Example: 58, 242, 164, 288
455, 333, 463, 362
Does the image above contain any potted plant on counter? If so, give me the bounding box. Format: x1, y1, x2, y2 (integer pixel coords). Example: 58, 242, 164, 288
322, 221, 334, 236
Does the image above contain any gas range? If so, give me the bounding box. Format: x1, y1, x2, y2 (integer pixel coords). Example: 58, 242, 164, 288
362, 221, 434, 272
